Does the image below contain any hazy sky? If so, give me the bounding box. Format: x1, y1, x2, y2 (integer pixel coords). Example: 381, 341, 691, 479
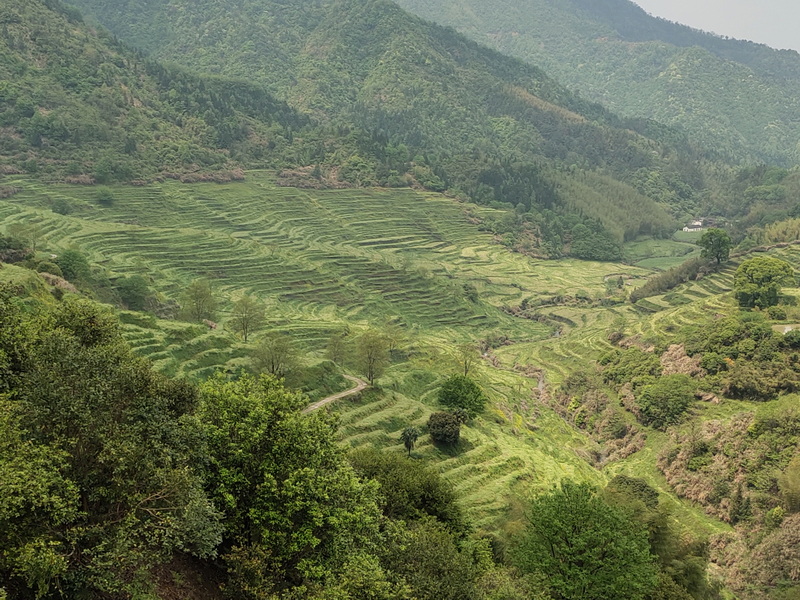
632, 0, 800, 52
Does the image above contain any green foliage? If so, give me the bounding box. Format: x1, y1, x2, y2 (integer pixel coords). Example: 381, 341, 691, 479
66, 0, 723, 252
601, 348, 662, 386
179, 278, 217, 322
197, 373, 383, 593
636, 374, 696, 430
428, 411, 461, 445
229, 294, 265, 343
349, 448, 466, 534
698, 229, 732, 264
115, 274, 153, 311
0, 291, 222, 598
734, 256, 795, 309
630, 257, 707, 304
382, 519, 482, 600
400, 426, 420, 457
54, 248, 90, 282
252, 331, 298, 379
437, 375, 488, 419
513, 480, 658, 600
0, 235, 32, 264
393, 0, 800, 167
357, 330, 390, 385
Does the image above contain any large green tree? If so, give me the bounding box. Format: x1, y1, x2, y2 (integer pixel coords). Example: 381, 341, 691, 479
437, 375, 487, 419
698, 228, 732, 264
0, 294, 221, 598
197, 374, 384, 594
734, 256, 795, 308
514, 480, 658, 600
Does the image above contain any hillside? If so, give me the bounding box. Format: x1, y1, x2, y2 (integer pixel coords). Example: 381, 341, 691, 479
66, 0, 739, 244
392, 0, 800, 166
4, 173, 800, 597
0, 0, 317, 182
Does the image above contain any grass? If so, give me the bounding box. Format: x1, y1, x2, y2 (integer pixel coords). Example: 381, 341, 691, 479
0, 171, 763, 536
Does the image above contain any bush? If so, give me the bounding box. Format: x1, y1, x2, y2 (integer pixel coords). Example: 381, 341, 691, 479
36, 261, 63, 277
428, 411, 461, 445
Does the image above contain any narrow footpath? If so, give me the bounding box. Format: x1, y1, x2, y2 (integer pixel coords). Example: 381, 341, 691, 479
303, 374, 368, 413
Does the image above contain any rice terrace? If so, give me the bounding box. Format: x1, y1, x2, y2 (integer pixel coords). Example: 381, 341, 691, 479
2, 169, 775, 534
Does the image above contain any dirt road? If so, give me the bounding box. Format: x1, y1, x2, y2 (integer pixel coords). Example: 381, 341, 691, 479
302, 374, 368, 413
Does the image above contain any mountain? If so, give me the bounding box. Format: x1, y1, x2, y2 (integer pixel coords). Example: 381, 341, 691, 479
390, 0, 800, 166
65, 0, 739, 249
0, 0, 320, 182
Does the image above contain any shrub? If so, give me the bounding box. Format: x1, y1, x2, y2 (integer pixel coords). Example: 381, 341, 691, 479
428, 411, 461, 445
636, 374, 695, 429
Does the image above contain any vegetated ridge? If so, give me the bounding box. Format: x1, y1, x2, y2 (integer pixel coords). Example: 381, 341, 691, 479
393, 0, 800, 166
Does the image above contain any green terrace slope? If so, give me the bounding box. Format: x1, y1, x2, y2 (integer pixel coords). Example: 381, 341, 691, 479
1, 173, 731, 534
393, 0, 800, 166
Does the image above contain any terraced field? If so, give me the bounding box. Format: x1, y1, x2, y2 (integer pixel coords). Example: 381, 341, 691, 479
0, 172, 740, 532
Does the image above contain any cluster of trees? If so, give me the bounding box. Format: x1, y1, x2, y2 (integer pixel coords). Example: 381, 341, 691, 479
394, 0, 800, 167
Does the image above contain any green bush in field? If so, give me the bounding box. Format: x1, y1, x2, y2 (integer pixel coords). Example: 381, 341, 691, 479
428, 411, 461, 445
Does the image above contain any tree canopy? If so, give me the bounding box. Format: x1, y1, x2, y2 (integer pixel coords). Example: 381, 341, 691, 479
513, 480, 658, 600
734, 256, 795, 308
698, 228, 732, 264
437, 375, 487, 419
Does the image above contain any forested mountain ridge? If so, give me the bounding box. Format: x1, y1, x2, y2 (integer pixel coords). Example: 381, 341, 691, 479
0, 0, 317, 182
392, 0, 800, 166
65, 0, 745, 252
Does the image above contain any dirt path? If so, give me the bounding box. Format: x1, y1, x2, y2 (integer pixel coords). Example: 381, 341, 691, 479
303, 374, 368, 413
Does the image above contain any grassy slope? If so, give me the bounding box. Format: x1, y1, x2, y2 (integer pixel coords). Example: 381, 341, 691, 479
0, 173, 757, 534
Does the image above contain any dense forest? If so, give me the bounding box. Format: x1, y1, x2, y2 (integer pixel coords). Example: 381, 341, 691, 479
393, 0, 800, 166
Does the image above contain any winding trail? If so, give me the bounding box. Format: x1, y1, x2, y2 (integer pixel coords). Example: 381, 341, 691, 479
303, 374, 368, 413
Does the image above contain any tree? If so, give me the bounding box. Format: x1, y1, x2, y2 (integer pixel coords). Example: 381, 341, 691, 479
5, 222, 44, 253
456, 343, 478, 377
437, 375, 487, 419
357, 330, 389, 385
348, 448, 466, 533
635, 374, 696, 429
180, 278, 217, 322
116, 274, 152, 311
229, 294, 265, 342
400, 426, 420, 457
197, 374, 383, 594
697, 228, 732, 264
428, 411, 461, 445
252, 331, 298, 378
326, 330, 350, 366
513, 480, 658, 600
734, 256, 795, 308
54, 248, 90, 281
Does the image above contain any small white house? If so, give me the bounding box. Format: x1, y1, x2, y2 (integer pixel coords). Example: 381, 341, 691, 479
682, 220, 704, 232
